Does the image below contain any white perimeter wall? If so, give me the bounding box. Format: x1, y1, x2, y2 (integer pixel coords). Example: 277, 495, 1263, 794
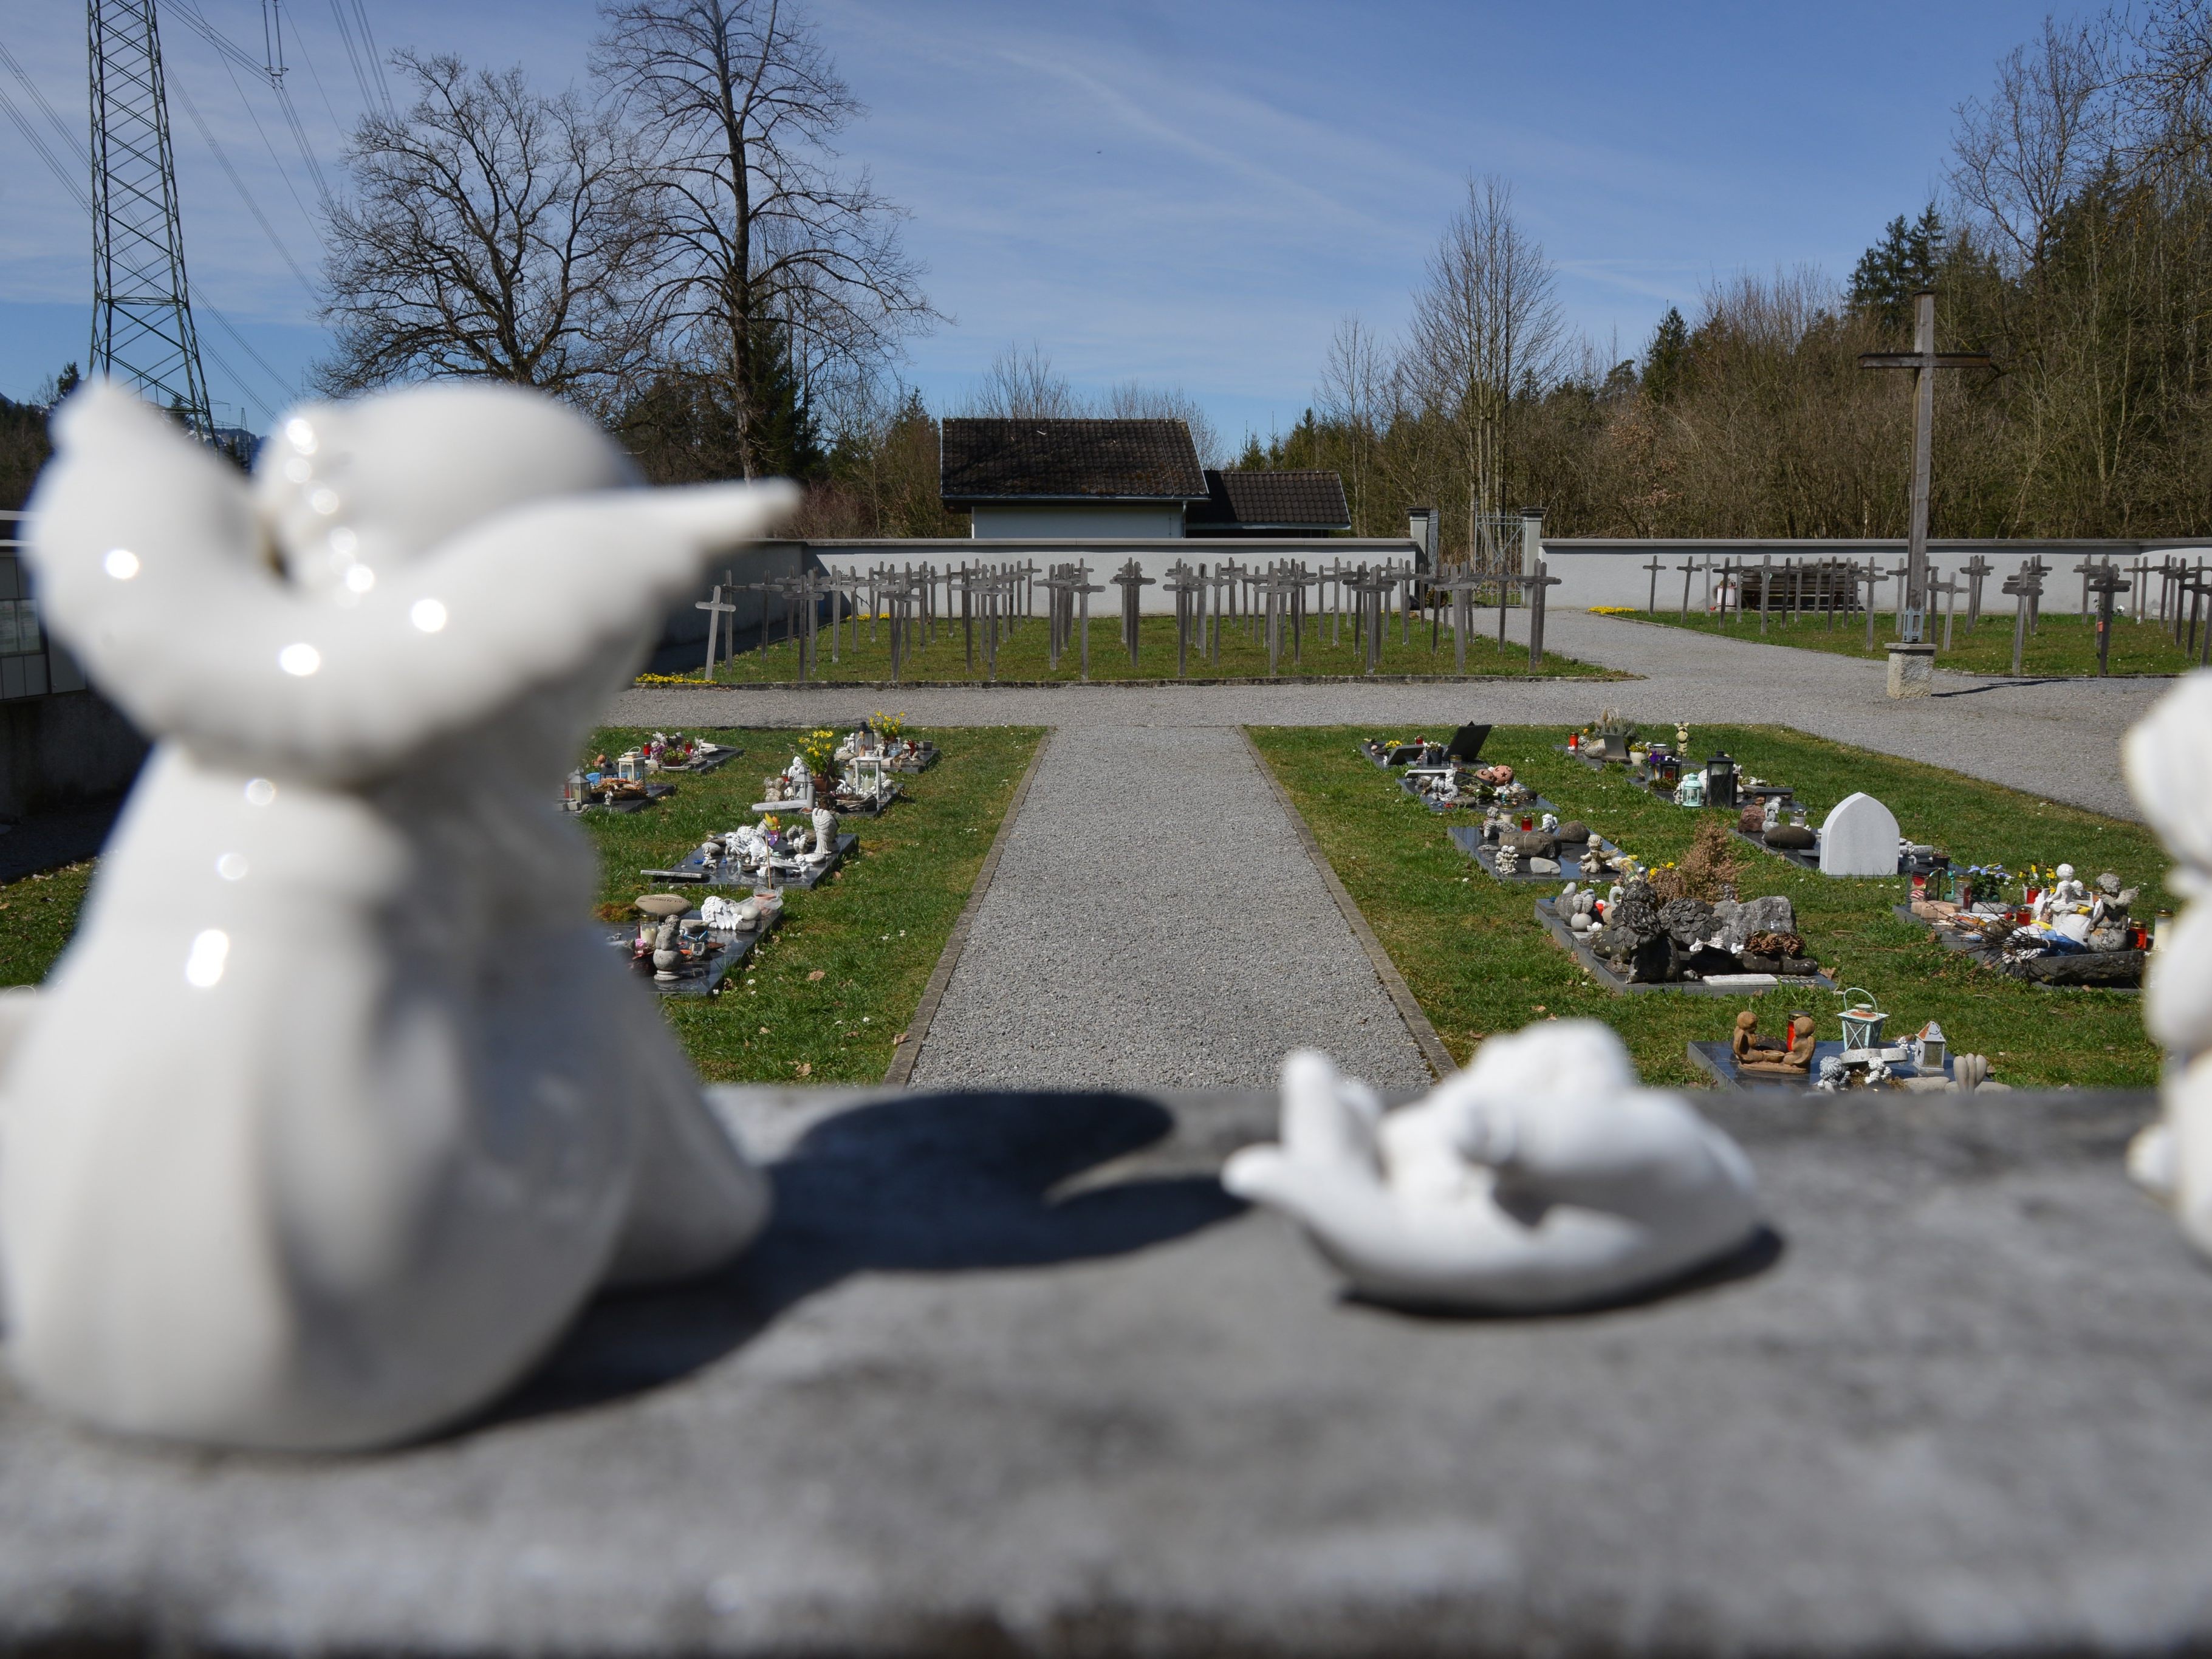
1536, 547, 2212, 617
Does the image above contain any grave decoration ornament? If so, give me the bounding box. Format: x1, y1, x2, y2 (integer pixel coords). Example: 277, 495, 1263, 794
1223, 1025, 1762, 1312
0, 382, 793, 1451
2123, 671, 2212, 1262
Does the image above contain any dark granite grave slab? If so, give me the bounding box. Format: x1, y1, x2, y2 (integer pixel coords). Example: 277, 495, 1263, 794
657, 745, 743, 775
1894, 903, 2145, 992
1688, 1038, 1955, 1089
1450, 821, 1617, 885
644, 833, 858, 890
1535, 897, 1840, 997
1553, 741, 1612, 771
607, 905, 779, 996
1734, 823, 1823, 871
830, 784, 902, 818
583, 782, 677, 815
9, 1082, 2207, 1657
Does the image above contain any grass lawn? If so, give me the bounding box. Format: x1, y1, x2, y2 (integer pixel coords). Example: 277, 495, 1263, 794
0, 860, 97, 988
662, 610, 1612, 685
1248, 723, 2169, 1091
0, 726, 1044, 1087
584, 724, 1042, 1083
1607, 606, 2199, 677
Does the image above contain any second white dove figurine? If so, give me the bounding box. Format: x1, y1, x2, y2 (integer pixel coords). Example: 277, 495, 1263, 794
1224, 1022, 1762, 1311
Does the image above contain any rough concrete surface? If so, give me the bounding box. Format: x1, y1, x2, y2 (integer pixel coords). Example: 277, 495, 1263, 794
2, 1084, 2203, 1657
906, 725, 1429, 1090
617, 608, 2177, 821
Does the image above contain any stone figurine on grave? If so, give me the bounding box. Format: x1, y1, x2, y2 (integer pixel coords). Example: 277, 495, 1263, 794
1222, 1028, 1763, 1313
0, 381, 791, 1451
810, 805, 840, 863
1817, 792, 1902, 877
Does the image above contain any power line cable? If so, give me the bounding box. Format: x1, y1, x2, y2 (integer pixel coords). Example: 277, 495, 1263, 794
348, 0, 392, 116
0, 38, 88, 165
325, 0, 382, 119
198, 296, 300, 408
167, 61, 320, 301
167, 0, 332, 203
0, 80, 91, 213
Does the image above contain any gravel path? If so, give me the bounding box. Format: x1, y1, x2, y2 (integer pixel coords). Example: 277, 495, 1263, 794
903, 725, 1431, 1090
614, 609, 2176, 821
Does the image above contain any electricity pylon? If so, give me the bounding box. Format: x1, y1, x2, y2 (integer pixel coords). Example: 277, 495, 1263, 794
87, 0, 213, 437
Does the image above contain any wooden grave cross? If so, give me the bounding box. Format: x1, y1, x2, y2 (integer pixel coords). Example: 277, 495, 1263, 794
2085, 564, 2132, 677
2001, 562, 2045, 676
695, 583, 736, 680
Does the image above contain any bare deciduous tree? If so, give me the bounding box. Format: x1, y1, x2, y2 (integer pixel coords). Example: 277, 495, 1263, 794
1101, 380, 1222, 468
1403, 176, 1564, 569
1317, 313, 1387, 532
1947, 18, 2112, 272
961, 341, 1083, 419
594, 0, 939, 477
318, 52, 657, 399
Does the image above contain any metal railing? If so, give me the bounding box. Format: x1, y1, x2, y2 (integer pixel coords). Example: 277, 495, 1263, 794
0, 513, 89, 702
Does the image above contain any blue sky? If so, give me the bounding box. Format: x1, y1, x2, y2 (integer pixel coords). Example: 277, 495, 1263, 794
1, 1, 2074, 444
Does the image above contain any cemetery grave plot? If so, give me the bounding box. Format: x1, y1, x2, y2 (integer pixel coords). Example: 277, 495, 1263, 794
1530, 894, 1840, 997
1892, 900, 2145, 991
1246, 723, 2166, 1090
1686, 1036, 1956, 1089
1450, 816, 1624, 884
583, 781, 676, 814
581, 724, 1045, 1084
643, 833, 861, 890
610, 895, 782, 998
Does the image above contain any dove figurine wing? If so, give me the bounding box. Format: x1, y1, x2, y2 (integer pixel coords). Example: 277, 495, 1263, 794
27, 386, 793, 785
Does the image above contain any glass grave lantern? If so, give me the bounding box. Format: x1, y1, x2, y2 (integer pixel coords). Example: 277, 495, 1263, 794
562, 769, 587, 812
616, 749, 646, 782
1705, 752, 1738, 809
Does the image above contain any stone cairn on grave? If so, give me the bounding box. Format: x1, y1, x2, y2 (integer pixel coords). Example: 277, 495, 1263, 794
1588, 880, 1820, 985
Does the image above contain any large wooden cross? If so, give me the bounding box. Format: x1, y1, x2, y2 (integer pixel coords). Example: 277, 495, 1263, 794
1859, 289, 1994, 614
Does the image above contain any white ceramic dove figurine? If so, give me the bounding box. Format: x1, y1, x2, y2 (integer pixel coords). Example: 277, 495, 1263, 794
2124, 671, 2212, 1261
0, 381, 795, 1451
1223, 1022, 1762, 1311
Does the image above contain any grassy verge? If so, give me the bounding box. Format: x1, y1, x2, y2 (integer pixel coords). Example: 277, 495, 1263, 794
1601, 606, 2197, 676
0, 727, 1046, 1088
0, 860, 96, 988
1248, 723, 2168, 1090
585, 724, 1043, 1083
653, 611, 1612, 685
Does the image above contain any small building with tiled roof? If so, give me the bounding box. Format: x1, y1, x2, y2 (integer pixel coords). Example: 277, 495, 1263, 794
940, 418, 1208, 539
939, 417, 1352, 541
1184, 469, 1352, 538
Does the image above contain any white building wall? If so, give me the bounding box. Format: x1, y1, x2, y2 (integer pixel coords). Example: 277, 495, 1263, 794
970, 502, 1185, 540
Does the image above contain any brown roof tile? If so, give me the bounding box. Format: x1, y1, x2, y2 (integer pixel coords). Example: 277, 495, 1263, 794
940, 419, 1207, 503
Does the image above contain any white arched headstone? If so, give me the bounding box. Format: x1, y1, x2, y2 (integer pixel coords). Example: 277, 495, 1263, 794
1818, 792, 1902, 877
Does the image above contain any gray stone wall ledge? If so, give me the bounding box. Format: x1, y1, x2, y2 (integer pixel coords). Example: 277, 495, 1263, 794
5, 1083, 2205, 1658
